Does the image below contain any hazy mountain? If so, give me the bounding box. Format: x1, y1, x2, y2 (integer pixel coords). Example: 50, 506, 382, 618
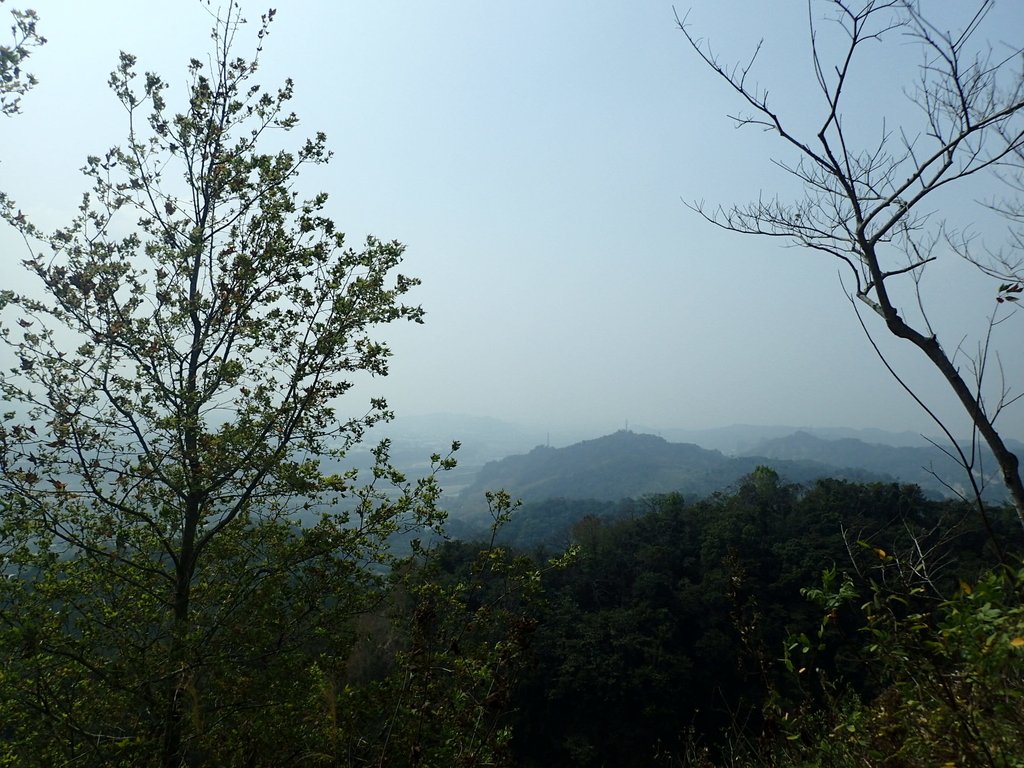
743, 431, 1011, 501
642, 424, 936, 454
338, 414, 1021, 506
451, 430, 887, 517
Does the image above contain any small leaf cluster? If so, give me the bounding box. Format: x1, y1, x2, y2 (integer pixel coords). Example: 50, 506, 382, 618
0, 1, 45, 116
996, 282, 1023, 304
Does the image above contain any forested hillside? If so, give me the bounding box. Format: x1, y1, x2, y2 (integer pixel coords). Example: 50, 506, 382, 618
438, 470, 1022, 766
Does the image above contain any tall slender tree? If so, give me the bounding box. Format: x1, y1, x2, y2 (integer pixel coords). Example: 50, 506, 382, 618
0, 5, 450, 765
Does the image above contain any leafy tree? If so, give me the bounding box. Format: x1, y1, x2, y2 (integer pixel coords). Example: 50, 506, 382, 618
0, 6, 449, 766
678, 1, 1024, 528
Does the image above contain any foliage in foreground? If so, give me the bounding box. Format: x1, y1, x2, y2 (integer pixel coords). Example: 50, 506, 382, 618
764, 562, 1024, 768
0, 488, 554, 767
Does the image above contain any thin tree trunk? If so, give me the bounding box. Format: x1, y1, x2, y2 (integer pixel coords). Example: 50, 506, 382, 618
161, 490, 200, 768
862, 241, 1024, 530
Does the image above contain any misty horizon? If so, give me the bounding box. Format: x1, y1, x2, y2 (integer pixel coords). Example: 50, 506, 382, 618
3, 2, 1023, 451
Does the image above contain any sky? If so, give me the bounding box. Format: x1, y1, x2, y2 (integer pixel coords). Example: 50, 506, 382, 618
3, 0, 1024, 443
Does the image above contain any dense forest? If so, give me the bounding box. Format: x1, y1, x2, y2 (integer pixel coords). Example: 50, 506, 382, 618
450, 471, 1023, 766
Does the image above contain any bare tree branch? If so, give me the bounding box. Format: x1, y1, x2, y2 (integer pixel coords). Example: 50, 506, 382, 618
679, 0, 1024, 532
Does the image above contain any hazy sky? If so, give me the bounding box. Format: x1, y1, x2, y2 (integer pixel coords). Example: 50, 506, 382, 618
3, 1, 1024, 441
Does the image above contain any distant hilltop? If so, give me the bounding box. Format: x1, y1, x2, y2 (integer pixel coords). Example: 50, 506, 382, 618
447, 428, 1012, 517
341, 415, 1018, 512
450, 430, 878, 516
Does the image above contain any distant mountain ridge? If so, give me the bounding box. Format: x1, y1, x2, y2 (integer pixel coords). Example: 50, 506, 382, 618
341, 415, 1020, 512
448, 427, 1018, 519
743, 430, 1011, 502
451, 430, 888, 515
645, 424, 938, 453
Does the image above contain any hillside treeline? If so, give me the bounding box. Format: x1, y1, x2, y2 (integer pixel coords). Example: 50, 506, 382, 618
442, 470, 1023, 767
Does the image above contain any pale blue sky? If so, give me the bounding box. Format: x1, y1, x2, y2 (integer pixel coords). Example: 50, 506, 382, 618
3, 1, 1023, 441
